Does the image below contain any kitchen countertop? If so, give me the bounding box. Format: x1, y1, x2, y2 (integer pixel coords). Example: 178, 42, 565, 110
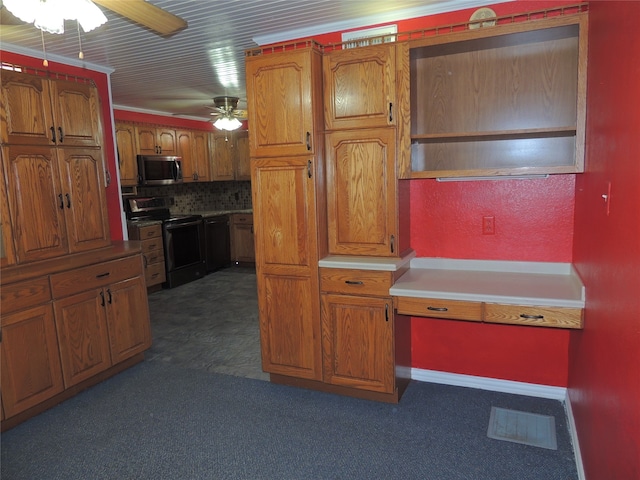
319, 250, 416, 271
389, 258, 586, 308
186, 209, 253, 218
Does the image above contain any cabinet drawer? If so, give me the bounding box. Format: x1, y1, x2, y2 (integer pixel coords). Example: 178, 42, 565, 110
51, 256, 144, 298
320, 268, 392, 297
232, 214, 253, 225
141, 238, 163, 254
395, 296, 482, 321
145, 262, 166, 286
144, 250, 164, 266
484, 303, 583, 329
1, 277, 52, 316
137, 224, 162, 239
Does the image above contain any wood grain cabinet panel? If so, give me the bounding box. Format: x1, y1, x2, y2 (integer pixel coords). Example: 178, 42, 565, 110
321, 294, 395, 394
323, 43, 396, 130
230, 213, 254, 265
54, 289, 113, 387
484, 303, 583, 329
115, 122, 138, 186
325, 128, 398, 256
211, 132, 235, 181
135, 125, 176, 155
246, 48, 323, 158
0, 304, 65, 417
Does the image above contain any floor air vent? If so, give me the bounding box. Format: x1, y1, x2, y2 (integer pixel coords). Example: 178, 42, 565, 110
487, 407, 558, 450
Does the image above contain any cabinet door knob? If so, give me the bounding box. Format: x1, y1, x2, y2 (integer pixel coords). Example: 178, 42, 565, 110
50, 126, 56, 143
306, 132, 311, 151
520, 314, 544, 320
58, 194, 64, 209
58, 126, 64, 143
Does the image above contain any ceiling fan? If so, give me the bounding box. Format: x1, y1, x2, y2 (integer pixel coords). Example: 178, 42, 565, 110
0, 0, 187, 37
208, 96, 248, 131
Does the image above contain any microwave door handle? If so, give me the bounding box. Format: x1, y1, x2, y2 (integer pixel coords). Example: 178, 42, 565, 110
173, 160, 181, 180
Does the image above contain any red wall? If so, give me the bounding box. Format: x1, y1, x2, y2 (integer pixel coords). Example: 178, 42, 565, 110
570, 2, 640, 478
1, 51, 124, 241
114, 109, 247, 131
409, 176, 575, 386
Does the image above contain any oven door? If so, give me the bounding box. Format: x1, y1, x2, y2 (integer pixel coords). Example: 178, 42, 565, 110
163, 218, 205, 287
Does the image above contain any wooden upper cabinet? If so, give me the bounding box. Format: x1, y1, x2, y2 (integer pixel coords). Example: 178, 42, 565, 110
176, 130, 195, 180
234, 130, 251, 180
56, 148, 111, 254
0, 150, 16, 267
191, 130, 210, 182
115, 122, 138, 186
245, 47, 323, 157
211, 132, 234, 181
0, 71, 101, 147
135, 125, 176, 155
2, 145, 109, 263
323, 44, 396, 130
325, 128, 398, 257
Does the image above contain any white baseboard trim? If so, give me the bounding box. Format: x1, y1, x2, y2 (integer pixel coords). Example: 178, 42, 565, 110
410, 367, 567, 400
564, 393, 586, 480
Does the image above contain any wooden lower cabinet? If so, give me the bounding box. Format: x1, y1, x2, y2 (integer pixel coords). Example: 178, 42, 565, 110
230, 213, 254, 265
0, 304, 65, 418
128, 222, 165, 288
258, 273, 322, 380
0, 243, 152, 430
321, 294, 395, 394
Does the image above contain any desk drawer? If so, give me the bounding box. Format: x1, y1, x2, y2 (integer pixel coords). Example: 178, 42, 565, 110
144, 250, 165, 266
320, 268, 392, 297
51, 256, 143, 298
395, 296, 482, 321
232, 214, 253, 225
484, 303, 583, 329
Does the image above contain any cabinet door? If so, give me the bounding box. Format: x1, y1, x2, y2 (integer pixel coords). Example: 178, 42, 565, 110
234, 130, 251, 180
246, 49, 322, 157
105, 275, 151, 364
0, 149, 16, 266
0, 70, 55, 146
321, 294, 395, 394
135, 125, 158, 155
156, 128, 177, 155
252, 157, 322, 380
192, 130, 210, 181
232, 222, 255, 263
176, 130, 195, 181
326, 128, 398, 256
1, 304, 65, 417
49, 78, 102, 147
57, 148, 111, 253
115, 122, 139, 186
324, 44, 396, 130
3, 145, 69, 262
211, 133, 234, 180
54, 289, 113, 387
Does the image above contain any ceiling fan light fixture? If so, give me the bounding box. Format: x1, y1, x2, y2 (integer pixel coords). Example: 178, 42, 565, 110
213, 116, 242, 131
4, 0, 107, 34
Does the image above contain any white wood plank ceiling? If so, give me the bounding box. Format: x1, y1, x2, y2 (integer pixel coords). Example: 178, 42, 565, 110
0, 0, 497, 119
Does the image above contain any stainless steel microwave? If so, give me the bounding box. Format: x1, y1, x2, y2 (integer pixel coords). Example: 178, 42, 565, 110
137, 155, 183, 185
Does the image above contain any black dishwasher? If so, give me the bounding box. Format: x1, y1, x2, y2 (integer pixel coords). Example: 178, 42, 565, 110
204, 215, 231, 272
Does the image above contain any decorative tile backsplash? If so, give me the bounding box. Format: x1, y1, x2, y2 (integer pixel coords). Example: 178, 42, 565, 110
136, 181, 252, 214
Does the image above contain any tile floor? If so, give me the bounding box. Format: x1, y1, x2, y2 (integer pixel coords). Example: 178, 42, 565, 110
145, 266, 269, 381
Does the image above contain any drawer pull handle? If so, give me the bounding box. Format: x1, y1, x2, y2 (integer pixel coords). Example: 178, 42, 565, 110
427, 306, 448, 312
345, 280, 364, 285
520, 314, 544, 320
96, 272, 110, 278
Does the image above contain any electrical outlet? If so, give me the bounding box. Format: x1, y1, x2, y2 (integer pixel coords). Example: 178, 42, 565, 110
482, 215, 495, 235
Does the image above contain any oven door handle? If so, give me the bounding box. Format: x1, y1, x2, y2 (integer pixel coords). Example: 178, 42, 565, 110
165, 219, 202, 230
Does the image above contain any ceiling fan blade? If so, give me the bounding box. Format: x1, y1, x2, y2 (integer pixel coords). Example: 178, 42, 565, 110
92, 0, 187, 37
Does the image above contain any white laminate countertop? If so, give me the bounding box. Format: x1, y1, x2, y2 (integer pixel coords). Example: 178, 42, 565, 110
389, 258, 586, 308
319, 250, 416, 271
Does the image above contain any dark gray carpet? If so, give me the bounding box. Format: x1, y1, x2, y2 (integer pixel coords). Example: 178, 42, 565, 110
1, 360, 577, 480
